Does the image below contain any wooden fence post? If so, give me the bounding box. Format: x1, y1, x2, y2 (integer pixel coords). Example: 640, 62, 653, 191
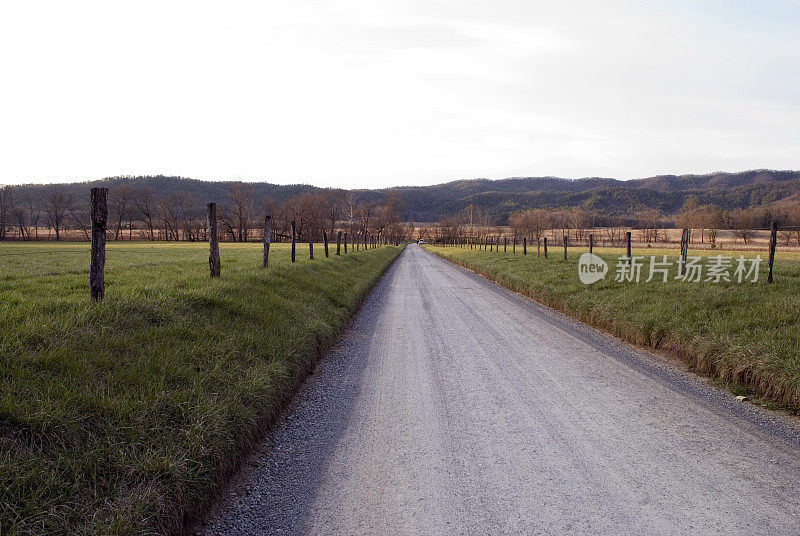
323, 230, 329, 257
523, 237, 527, 255
513, 237, 516, 254
207, 202, 221, 277
336, 231, 342, 255
679, 228, 689, 276
563, 235, 568, 260
309, 227, 314, 259
263, 214, 271, 268
504, 237, 507, 252
626, 231, 632, 263
544, 237, 548, 258
291, 220, 296, 263
90, 187, 107, 300
768, 222, 778, 283
589, 233, 594, 255
344, 232, 348, 253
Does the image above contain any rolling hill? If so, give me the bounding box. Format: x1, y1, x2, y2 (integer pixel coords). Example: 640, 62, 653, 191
5, 169, 800, 224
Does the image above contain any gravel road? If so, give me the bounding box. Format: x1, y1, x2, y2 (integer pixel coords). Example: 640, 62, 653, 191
201, 244, 800, 535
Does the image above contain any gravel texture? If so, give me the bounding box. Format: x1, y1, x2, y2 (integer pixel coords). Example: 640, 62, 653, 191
201, 244, 800, 535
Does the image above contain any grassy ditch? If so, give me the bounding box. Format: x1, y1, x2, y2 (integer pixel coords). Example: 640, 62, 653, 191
425, 244, 800, 412
0, 241, 403, 535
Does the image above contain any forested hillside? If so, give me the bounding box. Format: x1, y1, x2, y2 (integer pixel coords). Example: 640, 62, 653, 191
1, 170, 799, 241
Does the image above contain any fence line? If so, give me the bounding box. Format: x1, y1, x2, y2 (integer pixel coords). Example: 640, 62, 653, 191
427, 225, 784, 284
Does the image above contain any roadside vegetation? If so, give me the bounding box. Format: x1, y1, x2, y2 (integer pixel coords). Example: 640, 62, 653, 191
0, 241, 402, 535
425, 244, 800, 412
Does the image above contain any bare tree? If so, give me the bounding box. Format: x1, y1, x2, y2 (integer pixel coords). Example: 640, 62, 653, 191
731, 208, 755, 244
109, 185, 135, 240
344, 194, 357, 235
230, 182, 254, 241
0, 187, 9, 239
509, 209, 550, 244
297, 193, 325, 240
134, 187, 158, 240
7, 189, 30, 239
40, 188, 70, 241
67, 195, 91, 240
322, 188, 345, 234
356, 201, 373, 235
158, 192, 194, 241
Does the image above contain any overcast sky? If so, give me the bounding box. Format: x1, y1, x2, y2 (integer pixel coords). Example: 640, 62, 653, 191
1, 0, 799, 187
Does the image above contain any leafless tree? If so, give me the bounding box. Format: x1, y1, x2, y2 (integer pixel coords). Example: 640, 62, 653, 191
0, 187, 9, 239
109, 185, 135, 240
134, 187, 158, 240
40, 188, 70, 240
509, 209, 550, 244
67, 195, 91, 240
322, 188, 345, 234
7, 189, 30, 239
230, 182, 254, 241
731, 208, 755, 244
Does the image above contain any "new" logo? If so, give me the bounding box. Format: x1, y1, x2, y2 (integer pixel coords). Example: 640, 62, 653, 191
578, 253, 608, 284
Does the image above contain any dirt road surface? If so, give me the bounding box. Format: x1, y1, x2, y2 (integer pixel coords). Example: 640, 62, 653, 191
201, 244, 800, 535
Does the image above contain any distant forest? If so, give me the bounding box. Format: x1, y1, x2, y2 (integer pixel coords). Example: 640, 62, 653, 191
1, 169, 799, 242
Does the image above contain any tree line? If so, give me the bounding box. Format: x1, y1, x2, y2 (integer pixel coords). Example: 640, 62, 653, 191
418, 199, 800, 246
0, 183, 413, 244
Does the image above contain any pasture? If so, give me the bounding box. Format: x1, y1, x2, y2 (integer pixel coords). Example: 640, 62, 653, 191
0, 241, 402, 535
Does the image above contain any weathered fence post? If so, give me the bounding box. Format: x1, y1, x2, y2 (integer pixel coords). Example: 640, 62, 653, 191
513, 237, 516, 254
563, 235, 568, 260
490, 238, 493, 252
309, 227, 314, 259
544, 237, 548, 258
678, 228, 689, 276
291, 220, 296, 263
323, 230, 329, 257
504, 237, 507, 252
768, 222, 778, 283
344, 232, 348, 253
207, 202, 221, 277
336, 231, 342, 255
589, 233, 594, 255
626, 231, 632, 263
523, 237, 527, 255
90, 187, 107, 300
263, 214, 271, 268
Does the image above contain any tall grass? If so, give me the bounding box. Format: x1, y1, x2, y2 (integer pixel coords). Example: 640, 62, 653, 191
425, 244, 800, 411
0, 241, 402, 535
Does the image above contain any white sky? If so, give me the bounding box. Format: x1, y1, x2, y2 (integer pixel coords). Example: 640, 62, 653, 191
1, 0, 799, 187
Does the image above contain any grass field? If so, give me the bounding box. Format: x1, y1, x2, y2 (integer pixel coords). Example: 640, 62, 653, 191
425, 243, 800, 412
0, 241, 403, 535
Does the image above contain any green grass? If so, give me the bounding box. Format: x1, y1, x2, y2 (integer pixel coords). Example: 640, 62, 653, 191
0, 241, 403, 535
425, 244, 800, 412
